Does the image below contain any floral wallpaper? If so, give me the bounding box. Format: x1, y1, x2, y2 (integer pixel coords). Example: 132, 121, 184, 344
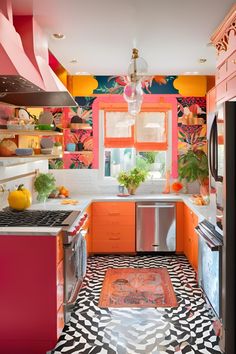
177, 97, 207, 155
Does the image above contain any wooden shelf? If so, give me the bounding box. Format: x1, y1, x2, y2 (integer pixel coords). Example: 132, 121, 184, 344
0, 129, 63, 136
63, 151, 93, 155
0, 154, 62, 159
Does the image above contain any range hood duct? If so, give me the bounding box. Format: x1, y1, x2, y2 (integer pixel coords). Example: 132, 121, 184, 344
0, 2, 77, 107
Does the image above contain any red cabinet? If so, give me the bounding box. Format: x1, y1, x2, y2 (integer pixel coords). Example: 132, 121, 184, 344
92, 202, 135, 253
0, 232, 64, 354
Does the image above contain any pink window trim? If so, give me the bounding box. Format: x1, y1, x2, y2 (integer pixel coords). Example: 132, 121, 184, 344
92, 94, 179, 178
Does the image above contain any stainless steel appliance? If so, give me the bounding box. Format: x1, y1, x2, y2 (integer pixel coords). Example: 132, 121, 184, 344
0, 208, 88, 323
208, 101, 236, 354
195, 219, 223, 317
136, 202, 176, 252
63, 212, 88, 323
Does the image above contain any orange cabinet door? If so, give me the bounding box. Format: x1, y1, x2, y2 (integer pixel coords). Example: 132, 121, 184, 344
92, 202, 135, 253
183, 205, 198, 272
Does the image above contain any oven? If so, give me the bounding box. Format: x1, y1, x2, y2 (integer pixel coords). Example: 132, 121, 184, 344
63, 212, 88, 323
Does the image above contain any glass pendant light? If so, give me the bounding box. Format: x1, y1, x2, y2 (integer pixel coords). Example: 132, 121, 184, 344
123, 48, 148, 116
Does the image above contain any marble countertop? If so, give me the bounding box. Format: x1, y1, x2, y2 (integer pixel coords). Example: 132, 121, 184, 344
0, 193, 216, 235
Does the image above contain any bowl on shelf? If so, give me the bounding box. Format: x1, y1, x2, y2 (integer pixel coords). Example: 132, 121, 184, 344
41, 148, 53, 155
15, 148, 33, 156
66, 143, 76, 152
36, 124, 54, 131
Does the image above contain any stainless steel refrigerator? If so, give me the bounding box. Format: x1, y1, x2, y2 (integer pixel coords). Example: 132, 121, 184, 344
208, 101, 236, 354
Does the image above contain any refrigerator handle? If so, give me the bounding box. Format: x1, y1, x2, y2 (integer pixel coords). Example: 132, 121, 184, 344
214, 118, 223, 183
209, 116, 217, 180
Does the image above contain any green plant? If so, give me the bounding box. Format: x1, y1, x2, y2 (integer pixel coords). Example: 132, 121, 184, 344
54, 142, 62, 147
140, 152, 156, 164
117, 167, 149, 194
178, 149, 209, 183
34, 173, 56, 201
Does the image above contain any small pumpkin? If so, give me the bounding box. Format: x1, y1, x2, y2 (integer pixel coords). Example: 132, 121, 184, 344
8, 184, 32, 211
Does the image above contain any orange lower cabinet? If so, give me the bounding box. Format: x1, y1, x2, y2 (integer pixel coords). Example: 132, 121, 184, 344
92, 202, 135, 253
183, 204, 199, 273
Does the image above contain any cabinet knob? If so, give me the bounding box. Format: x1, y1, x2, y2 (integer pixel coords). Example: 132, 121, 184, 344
232, 59, 236, 64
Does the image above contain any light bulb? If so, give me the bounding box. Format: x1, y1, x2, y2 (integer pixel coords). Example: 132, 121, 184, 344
128, 56, 148, 80
123, 82, 143, 103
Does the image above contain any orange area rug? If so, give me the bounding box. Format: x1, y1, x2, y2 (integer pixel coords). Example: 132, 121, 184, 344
99, 268, 178, 308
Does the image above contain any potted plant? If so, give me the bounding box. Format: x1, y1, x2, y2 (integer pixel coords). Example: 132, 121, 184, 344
117, 167, 149, 195
178, 149, 209, 195
34, 173, 56, 202
53, 141, 62, 155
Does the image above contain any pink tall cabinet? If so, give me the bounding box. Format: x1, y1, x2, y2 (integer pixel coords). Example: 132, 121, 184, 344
211, 4, 236, 105
0, 232, 64, 354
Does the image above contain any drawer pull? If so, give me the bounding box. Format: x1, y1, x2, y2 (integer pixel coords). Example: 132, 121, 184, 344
109, 212, 120, 216
109, 237, 121, 240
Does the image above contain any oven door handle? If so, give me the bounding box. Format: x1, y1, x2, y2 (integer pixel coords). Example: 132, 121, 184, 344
195, 226, 222, 251
65, 280, 83, 306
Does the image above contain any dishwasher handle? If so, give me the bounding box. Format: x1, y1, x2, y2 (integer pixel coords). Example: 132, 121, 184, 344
137, 203, 175, 208
195, 226, 222, 251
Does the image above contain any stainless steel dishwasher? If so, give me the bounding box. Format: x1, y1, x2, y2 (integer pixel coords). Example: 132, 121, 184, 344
136, 202, 176, 252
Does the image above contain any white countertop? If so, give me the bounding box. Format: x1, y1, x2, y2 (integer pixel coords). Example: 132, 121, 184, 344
0, 193, 216, 235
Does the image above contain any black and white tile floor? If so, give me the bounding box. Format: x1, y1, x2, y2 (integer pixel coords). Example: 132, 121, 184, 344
52, 255, 222, 354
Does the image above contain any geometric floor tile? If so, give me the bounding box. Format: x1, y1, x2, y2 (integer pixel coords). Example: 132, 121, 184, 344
52, 255, 222, 354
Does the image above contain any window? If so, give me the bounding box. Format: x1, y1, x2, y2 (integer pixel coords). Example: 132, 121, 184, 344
101, 110, 172, 180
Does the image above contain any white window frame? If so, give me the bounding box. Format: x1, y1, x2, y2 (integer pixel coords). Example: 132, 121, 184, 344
98, 109, 172, 186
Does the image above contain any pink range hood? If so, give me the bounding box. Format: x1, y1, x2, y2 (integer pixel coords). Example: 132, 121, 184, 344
0, 1, 77, 107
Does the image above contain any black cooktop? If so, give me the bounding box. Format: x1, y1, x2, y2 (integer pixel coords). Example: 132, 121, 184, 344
0, 209, 74, 227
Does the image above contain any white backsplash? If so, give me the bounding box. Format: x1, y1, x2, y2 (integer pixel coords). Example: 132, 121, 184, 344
0, 160, 48, 209
51, 169, 200, 196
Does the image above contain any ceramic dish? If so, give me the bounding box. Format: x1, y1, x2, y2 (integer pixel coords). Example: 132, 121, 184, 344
41, 148, 53, 155
15, 148, 33, 156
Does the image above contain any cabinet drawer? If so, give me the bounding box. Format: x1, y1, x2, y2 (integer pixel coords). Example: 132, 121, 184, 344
93, 215, 135, 228
93, 226, 135, 253
93, 225, 134, 239
56, 232, 63, 265
57, 305, 64, 339
93, 202, 135, 216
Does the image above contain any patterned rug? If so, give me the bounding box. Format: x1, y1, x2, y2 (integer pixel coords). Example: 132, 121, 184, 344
99, 268, 178, 308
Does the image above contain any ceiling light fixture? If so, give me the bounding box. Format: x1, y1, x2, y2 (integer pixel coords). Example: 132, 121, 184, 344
70, 59, 78, 63
52, 33, 65, 40
199, 58, 207, 63
123, 48, 148, 116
